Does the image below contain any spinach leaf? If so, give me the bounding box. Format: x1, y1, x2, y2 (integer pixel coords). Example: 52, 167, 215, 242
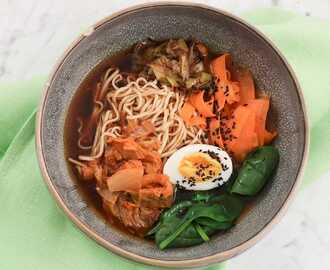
152, 194, 244, 249
156, 221, 216, 248
195, 217, 233, 230
162, 200, 193, 220
206, 194, 244, 220
231, 146, 280, 196
224, 168, 238, 193
194, 223, 210, 241
191, 192, 215, 202
147, 201, 192, 236
154, 201, 211, 248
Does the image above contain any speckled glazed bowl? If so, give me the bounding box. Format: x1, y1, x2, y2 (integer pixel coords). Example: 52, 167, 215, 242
36, 3, 309, 268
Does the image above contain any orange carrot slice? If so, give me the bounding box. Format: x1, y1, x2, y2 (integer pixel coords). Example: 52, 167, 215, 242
190, 116, 207, 129
211, 53, 232, 81
215, 88, 226, 111
211, 54, 240, 106
189, 91, 215, 118
179, 101, 207, 129
179, 102, 195, 123
209, 53, 276, 161
209, 118, 224, 148
223, 105, 258, 161
233, 69, 256, 105
264, 130, 277, 144
247, 98, 277, 146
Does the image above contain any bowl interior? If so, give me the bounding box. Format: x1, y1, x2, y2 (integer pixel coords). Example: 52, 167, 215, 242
39, 4, 306, 264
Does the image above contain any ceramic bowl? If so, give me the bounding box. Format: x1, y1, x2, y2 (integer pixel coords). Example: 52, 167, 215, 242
36, 3, 309, 268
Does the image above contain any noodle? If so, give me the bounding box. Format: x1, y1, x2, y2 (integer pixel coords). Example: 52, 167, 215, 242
74, 68, 205, 163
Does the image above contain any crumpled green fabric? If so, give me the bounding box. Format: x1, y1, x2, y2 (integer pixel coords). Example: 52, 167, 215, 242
0, 8, 329, 270
243, 8, 330, 188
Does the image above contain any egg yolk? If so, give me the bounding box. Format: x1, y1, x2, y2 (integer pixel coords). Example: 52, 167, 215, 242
178, 152, 222, 182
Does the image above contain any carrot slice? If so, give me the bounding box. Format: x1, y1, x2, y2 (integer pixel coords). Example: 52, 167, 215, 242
210, 53, 276, 161
233, 69, 256, 105
211, 53, 232, 81
179, 101, 207, 129
222, 100, 276, 161
189, 91, 215, 118
179, 102, 195, 123
264, 130, 277, 144
248, 99, 269, 146
223, 105, 258, 161
227, 81, 240, 104
225, 105, 250, 141
247, 98, 276, 146
215, 88, 225, 111
190, 116, 207, 129
209, 118, 224, 148
211, 54, 240, 106
231, 124, 258, 162
231, 112, 258, 161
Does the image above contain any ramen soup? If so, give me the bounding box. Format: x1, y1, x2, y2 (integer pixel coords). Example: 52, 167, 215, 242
66, 39, 279, 249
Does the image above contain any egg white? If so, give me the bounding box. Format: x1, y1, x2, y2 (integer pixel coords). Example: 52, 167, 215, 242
163, 144, 233, 191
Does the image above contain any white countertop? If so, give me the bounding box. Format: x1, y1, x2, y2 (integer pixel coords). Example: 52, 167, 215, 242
1, 1, 330, 269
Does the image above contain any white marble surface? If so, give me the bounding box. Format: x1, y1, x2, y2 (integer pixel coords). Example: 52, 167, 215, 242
1, 0, 330, 269
229, 172, 330, 270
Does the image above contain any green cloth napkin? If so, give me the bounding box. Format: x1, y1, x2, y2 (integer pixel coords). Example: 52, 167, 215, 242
1, 8, 330, 270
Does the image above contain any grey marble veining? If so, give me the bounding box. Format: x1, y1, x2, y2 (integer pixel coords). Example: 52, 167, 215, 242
229, 171, 330, 270
1, 0, 330, 82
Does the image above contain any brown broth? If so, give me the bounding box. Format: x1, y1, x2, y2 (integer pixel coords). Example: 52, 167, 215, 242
64, 41, 254, 240
65, 49, 135, 158
64, 49, 137, 227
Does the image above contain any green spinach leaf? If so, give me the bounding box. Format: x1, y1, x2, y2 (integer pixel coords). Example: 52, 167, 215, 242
231, 146, 279, 196
150, 194, 244, 249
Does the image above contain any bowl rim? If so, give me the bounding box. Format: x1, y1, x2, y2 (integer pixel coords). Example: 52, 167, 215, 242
35, 2, 310, 268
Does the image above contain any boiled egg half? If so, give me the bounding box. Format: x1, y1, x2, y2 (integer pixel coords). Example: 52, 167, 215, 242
163, 144, 233, 190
